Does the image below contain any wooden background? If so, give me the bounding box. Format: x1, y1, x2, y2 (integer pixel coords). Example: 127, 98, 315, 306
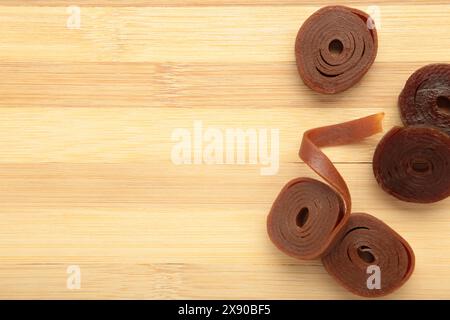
0, 0, 448, 299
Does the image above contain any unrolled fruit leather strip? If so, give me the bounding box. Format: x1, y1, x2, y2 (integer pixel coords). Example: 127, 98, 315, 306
295, 6, 378, 94
322, 213, 415, 298
267, 113, 384, 260
399, 64, 450, 135
373, 126, 450, 203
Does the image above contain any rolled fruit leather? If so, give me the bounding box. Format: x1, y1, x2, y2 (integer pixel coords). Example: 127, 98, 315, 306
322, 213, 415, 298
295, 6, 378, 94
372, 64, 450, 203
373, 126, 450, 203
399, 64, 450, 135
267, 113, 384, 260
267, 114, 415, 297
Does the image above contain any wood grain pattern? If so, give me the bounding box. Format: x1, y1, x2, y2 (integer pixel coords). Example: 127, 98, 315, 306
0, 2, 448, 299
1, 1, 448, 7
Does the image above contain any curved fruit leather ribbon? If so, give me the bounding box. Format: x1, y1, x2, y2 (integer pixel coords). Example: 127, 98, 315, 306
267, 113, 415, 297
295, 5, 378, 94
373, 126, 450, 203
322, 213, 415, 298
399, 64, 450, 135
267, 113, 384, 260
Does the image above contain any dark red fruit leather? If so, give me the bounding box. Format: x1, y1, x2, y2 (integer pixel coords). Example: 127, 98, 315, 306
373, 126, 450, 203
399, 64, 450, 135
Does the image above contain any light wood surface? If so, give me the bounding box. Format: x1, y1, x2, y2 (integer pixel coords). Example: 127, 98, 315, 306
0, 1, 449, 299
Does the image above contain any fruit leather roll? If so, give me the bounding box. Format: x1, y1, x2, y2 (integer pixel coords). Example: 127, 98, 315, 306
295, 6, 378, 94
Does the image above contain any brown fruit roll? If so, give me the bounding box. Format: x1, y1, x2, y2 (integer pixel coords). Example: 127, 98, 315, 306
267, 113, 384, 260
295, 6, 378, 94
399, 64, 450, 135
267, 114, 416, 297
322, 213, 415, 298
373, 126, 450, 203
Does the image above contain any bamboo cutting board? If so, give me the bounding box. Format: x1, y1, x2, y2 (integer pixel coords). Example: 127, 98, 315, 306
0, 0, 449, 299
